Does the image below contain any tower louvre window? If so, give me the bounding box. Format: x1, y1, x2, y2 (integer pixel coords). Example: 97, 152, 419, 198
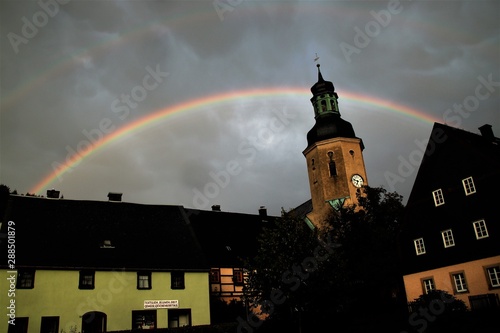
327, 151, 336, 177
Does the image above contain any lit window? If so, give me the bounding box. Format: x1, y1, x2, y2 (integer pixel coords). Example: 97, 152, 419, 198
422, 278, 435, 294
441, 229, 455, 248
414, 238, 426, 255
486, 266, 500, 288
79, 271, 95, 290
137, 272, 151, 290
171, 272, 185, 290
462, 177, 476, 195
473, 220, 489, 239
452, 273, 468, 293
432, 189, 445, 206
17, 270, 35, 289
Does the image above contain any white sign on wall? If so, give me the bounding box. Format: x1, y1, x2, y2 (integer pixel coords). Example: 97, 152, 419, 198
144, 300, 179, 309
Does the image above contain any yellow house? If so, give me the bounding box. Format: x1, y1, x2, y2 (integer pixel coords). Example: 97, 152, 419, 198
0, 194, 211, 333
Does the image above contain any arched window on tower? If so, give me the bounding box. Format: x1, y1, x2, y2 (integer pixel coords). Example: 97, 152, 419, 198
321, 100, 327, 112
327, 151, 337, 177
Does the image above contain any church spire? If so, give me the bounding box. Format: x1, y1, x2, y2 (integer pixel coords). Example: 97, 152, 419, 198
310, 64, 339, 118
317, 63, 325, 82
306, 64, 359, 149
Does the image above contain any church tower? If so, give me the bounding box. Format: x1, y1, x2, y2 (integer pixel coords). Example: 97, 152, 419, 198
303, 64, 368, 229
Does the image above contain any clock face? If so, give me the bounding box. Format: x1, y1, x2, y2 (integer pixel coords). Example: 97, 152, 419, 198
351, 174, 364, 188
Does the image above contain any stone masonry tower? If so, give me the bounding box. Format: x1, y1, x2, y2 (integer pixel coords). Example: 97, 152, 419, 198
303, 64, 368, 229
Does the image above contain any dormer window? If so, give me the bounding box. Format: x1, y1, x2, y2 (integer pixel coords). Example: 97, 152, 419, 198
100, 240, 115, 248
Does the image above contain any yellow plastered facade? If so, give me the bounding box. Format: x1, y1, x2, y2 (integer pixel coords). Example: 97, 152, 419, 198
1, 269, 210, 333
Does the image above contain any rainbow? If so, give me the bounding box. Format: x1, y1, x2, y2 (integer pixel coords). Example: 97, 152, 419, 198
29, 87, 441, 194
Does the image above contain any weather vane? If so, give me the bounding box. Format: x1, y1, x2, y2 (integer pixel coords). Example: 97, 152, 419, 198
314, 53, 320, 62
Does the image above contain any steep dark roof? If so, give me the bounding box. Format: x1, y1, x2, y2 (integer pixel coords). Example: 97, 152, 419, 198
306, 115, 358, 147
0, 195, 209, 271
401, 122, 500, 274
185, 208, 280, 267
288, 199, 313, 220
306, 64, 362, 149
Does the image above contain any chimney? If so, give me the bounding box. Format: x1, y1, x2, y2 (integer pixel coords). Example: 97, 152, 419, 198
107, 192, 122, 202
211, 205, 221, 211
259, 206, 267, 218
478, 124, 494, 141
46, 188, 60, 199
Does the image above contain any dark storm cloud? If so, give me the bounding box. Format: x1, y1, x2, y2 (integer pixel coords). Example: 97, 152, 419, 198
1, 0, 498, 216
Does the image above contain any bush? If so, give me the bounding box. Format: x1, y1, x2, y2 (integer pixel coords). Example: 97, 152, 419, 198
408, 290, 468, 315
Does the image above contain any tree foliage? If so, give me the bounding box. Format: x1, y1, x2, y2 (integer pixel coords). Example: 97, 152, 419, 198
243, 186, 406, 331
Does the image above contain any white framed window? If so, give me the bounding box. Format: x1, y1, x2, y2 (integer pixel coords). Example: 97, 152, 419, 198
473, 220, 489, 239
137, 272, 151, 290
432, 189, 445, 206
422, 278, 435, 294
452, 272, 468, 293
462, 177, 476, 195
486, 266, 500, 288
441, 229, 455, 248
414, 238, 426, 255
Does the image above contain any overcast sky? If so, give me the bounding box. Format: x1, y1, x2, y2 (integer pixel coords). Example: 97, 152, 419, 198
1, 0, 499, 217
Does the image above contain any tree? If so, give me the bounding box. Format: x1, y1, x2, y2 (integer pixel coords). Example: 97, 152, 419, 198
324, 186, 406, 328
243, 186, 406, 332
0, 184, 12, 218
242, 209, 339, 332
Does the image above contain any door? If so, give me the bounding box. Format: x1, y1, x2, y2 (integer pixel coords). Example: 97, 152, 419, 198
82, 312, 106, 333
